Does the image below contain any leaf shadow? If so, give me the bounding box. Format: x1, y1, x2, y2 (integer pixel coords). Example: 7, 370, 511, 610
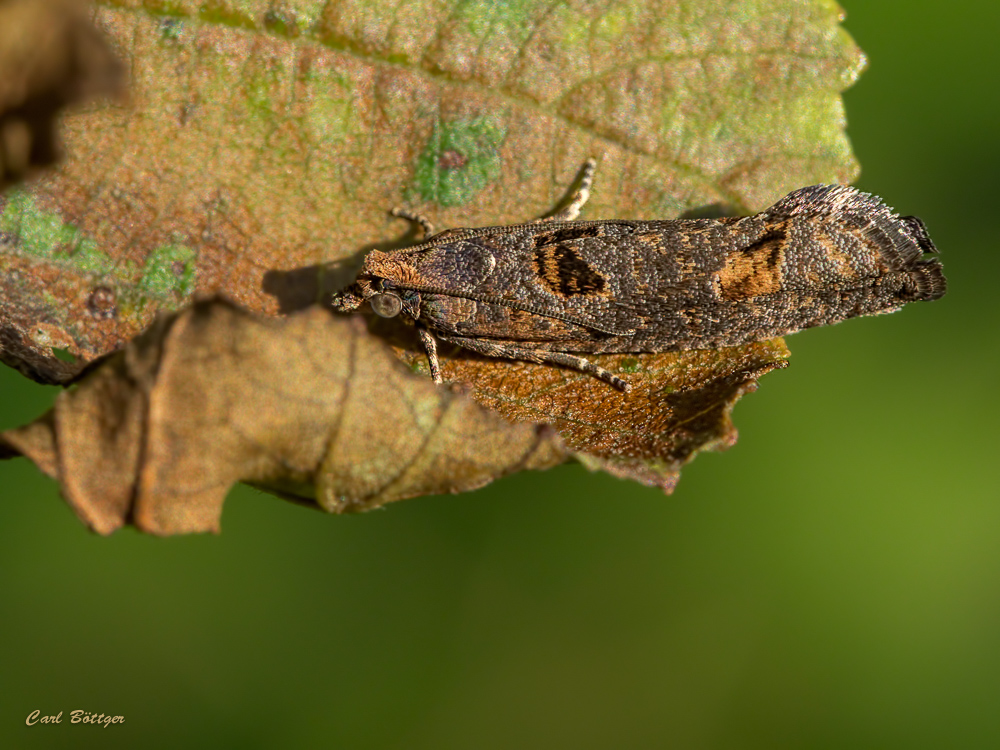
261, 218, 429, 314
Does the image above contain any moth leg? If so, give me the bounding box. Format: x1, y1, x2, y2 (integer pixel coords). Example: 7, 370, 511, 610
417, 326, 442, 384
537, 158, 597, 223
390, 208, 435, 241
441, 334, 631, 392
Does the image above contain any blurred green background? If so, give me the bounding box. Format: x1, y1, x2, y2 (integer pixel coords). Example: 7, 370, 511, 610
2, 1, 998, 747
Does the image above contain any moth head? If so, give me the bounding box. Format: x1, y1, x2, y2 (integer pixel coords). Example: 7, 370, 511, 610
333, 248, 424, 319
338, 275, 420, 321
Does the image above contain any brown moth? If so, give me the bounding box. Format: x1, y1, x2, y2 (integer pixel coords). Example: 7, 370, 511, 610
332, 161, 946, 391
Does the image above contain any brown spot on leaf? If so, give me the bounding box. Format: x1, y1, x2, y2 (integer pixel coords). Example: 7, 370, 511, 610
86, 285, 117, 319
716, 227, 785, 300
178, 101, 197, 126
438, 149, 467, 170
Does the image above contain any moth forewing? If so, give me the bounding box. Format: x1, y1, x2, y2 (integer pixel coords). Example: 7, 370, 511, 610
332, 164, 945, 391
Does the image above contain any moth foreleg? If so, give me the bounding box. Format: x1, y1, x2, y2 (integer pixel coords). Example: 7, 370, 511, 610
537, 158, 597, 223
390, 208, 435, 240
440, 334, 631, 392
417, 326, 442, 384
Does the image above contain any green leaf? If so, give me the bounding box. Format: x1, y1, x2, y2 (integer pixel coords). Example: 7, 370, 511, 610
0, 0, 863, 379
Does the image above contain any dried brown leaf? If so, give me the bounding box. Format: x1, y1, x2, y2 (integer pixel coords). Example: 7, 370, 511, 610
0, 299, 567, 534
391, 331, 789, 491
0, 0, 124, 191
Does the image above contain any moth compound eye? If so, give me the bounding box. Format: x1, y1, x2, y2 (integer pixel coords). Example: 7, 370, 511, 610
369, 293, 402, 318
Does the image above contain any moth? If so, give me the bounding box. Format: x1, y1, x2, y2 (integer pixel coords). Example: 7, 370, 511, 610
333, 160, 945, 391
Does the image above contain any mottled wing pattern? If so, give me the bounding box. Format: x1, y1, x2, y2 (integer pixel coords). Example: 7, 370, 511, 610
365, 184, 945, 349
412, 222, 663, 335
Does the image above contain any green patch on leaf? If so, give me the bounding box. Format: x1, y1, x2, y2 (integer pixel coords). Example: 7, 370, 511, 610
197, 0, 256, 31
0, 191, 112, 274
412, 116, 507, 207
302, 73, 355, 146
243, 64, 281, 121
157, 18, 185, 41
594, 5, 634, 41
263, 8, 300, 37
619, 357, 641, 374
455, 0, 536, 39
139, 244, 197, 301
144, 0, 186, 18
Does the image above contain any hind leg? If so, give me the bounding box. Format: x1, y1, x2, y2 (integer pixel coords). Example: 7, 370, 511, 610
536, 158, 597, 223
438, 333, 630, 392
